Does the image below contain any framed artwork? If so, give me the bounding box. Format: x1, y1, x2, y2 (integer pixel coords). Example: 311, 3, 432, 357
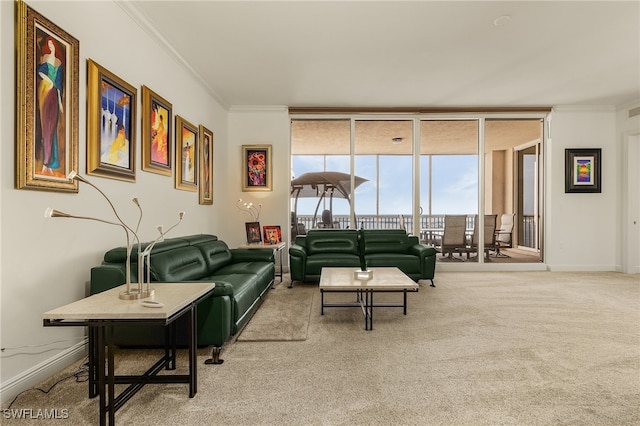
15, 1, 79, 192
565, 148, 602, 193
141, 85, 172, 176
263, 225, 282, 244
175, 116, 198, 191
86, 59, 137, 182
245, 222, 262, 244
242, 144, 272, 192
199, 125, 214, 205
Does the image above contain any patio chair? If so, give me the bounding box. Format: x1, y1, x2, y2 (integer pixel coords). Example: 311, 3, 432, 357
494, 213, 515, 257
438, 215, 468, 261
467, 214, 497, 261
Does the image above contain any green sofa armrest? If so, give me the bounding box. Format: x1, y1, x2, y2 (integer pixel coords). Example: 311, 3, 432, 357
288, 244, 307, 258
90, 264, 126, 294
208, 280, 236, 297
229, 248, 275, 263
288, 244, 307, 282
409, 243, 437, 258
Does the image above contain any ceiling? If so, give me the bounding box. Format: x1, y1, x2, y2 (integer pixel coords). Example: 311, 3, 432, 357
122, 1, 639, 110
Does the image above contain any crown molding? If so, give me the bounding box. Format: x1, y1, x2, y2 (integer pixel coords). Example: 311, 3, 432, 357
229, 105, 289, 113
552, 105, 616, 112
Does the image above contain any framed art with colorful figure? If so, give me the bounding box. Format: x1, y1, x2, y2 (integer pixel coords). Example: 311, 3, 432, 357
262, 225, 282, 244
565, 148, 601, 193
15, 0, 79, 192
86, 59, 137, 182
175, 116, 198, 191
198, 125, 213, 205
245, 222, 262, 244
242, 144, 272, 192
141, 85, 172, 176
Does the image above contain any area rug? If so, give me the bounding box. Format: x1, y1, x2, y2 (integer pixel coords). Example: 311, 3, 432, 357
236, 278, 315, 342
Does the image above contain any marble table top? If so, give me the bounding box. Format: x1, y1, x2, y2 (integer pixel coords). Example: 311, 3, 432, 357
43, 282, 215, 321
319, 267, 419, 291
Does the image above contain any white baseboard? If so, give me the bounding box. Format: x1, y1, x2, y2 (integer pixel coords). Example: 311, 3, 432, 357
0, 340, 87, 406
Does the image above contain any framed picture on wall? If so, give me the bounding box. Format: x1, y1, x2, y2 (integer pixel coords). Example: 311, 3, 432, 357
15, 1, 79, 192
175, 115, 198, 191
86, 59, 137, 182
141, 85, 172, 176
565, 148, 601, 193
198, 125, 214, 205
242, 144, 272, 192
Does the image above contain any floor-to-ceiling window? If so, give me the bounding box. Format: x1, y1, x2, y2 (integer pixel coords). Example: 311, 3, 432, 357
290, 113, 546, 264
354, 120, 413, 229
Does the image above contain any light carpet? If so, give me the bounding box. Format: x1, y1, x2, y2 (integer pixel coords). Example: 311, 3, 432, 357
236, 279, 315, 342
2, 271, 639, 426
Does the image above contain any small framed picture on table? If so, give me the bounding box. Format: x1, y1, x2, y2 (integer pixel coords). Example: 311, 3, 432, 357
263, 225, 282, 245
245, 222, 262, 244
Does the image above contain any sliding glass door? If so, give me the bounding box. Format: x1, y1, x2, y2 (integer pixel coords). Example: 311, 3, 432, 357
290, 114, 545, 264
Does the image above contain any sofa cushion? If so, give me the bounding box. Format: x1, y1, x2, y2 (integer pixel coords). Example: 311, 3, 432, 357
209, 274, 262, 318
194, 240, 233, 273
103, 238, 190, 263
361, 229, 411, 254
149, 246, 208, 282
364, 253, 420, 270
305, 254, 361, 276
306, 229, 359, 256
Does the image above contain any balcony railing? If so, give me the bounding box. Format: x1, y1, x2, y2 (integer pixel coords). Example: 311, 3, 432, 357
295, 214, 536, 248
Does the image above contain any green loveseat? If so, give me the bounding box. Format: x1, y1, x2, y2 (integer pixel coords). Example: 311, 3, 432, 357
289, 229, 437, 286
90, 234, 274, 364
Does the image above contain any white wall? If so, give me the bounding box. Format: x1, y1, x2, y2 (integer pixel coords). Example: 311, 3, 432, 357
545, 107, 618, 271
617, 102, 640, 273
1, 0, 228, 402
226, 107, 291, 248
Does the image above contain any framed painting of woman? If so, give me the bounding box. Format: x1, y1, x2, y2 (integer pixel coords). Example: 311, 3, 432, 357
86, 59, 137, 182
175, 116, 198, 192
16, 1, 79, 192
141, 86, 172, 176
198, 125, 213, 204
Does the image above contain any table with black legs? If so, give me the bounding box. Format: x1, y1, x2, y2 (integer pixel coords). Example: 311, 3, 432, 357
319, 267, 419, 330
43, 282, 215, 426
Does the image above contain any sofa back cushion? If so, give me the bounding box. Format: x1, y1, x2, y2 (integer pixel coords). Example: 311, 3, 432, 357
194, 240, 233, 273
306, 229, 359, 256
361, 229, 410, 254
103, 237, 190, 263
150, 246, 208, 282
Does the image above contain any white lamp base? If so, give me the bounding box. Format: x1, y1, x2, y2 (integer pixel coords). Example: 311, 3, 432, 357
119, 288, 155, 300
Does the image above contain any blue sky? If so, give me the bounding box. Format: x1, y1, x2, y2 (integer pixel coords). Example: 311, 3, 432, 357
292, 155, 479, 216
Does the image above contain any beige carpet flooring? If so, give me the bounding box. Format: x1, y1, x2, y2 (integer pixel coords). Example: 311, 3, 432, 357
2, 271, 639, 425
236, 281, 314, 342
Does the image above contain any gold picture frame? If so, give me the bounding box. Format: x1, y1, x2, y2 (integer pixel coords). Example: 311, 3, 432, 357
15, 1, 79, 192
86, 59, 137, 182
175, 116, 198, 192
199, 125, 214, 204
242, 144, 272, 192
141, 86, 172, 176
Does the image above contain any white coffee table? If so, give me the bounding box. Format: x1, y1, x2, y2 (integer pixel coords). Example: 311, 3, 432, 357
319, 267, 419, 330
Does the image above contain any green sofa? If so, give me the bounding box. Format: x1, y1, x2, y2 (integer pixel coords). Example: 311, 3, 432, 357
90, 234, 274, 364
289, 229, 437, 286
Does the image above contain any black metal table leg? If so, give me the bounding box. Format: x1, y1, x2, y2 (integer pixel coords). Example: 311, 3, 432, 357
96, 325, 106, 426
189, 304, 197, 397
107, 326, 115, 426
